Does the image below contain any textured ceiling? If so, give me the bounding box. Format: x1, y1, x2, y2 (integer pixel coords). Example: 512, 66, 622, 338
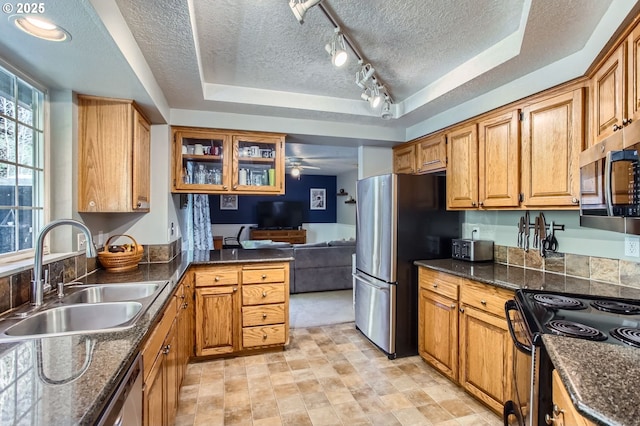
0, 0, 637, 175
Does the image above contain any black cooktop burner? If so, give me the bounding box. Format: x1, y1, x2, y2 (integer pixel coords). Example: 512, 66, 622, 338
591, 300, 640, 315
610, 327, 640, 348
546, 320, 608, 341
533, 294, 586, 310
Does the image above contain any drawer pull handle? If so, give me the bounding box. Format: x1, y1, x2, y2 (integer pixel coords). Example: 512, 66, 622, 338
481, 300, 487, 305
263, 313, 268, 319
262, 291, 267, 297
214, 276, 220, 282
261, 274, 267, 279
263, 333, 268, 340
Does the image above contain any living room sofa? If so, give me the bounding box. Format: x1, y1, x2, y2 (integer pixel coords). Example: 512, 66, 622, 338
279, 240, 356, 294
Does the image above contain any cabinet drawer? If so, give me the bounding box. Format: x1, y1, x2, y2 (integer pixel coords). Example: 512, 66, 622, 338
242, 283, 285, 306
242, 267, 286, 284
195, 268, 238, 287
460, 278, 513, 317
243, 324, 286, 348
419, 268, 459, 299
242, 304, 285, 327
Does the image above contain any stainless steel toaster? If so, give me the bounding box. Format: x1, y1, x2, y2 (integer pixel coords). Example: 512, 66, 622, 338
452, 239, 494, 262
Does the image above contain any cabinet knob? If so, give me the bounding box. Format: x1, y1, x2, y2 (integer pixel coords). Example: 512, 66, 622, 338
262, 291, 267, 297
459, 307, 465, 313
263, 333, 268, 340
223, 185, 228, 190
571, 197, 579, 204
479, 201, 484, 207
263, 313, 267, 319
433, 284, 438, 288
613, 123, 623, 131
450, 304, 456, 309
262, 274, 267, 279
137, 202, 142, 208
233, 185, 238, 190
183, 302, 188, 309
471, 201, 477, 207
89, 201, 96, 207
214, 276, 220, 282
163, 344, 171, 355
481, 300, 487, 305
181, 294, 186, 299
233, 287, 238, 292
623, 118, 633, 125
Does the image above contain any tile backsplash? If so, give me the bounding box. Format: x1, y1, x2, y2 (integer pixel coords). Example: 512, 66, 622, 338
495, 244, 640, 289
0, 238, 182, 316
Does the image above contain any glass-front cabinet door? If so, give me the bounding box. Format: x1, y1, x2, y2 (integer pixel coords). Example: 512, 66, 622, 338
172, 127, 285, 195
173, 128, 231, 192
232, 133, 284, 193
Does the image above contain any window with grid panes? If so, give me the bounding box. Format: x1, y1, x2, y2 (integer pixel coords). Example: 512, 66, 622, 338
0, 64, 45, 259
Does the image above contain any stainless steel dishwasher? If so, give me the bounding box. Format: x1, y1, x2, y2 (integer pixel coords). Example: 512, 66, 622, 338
97, 354, 143, 426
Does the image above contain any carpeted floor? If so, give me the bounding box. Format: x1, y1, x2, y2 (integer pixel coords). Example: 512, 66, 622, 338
289, 290, 354, 328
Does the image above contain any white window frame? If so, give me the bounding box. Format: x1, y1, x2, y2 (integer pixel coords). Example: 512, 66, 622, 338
0, 58, 49, 264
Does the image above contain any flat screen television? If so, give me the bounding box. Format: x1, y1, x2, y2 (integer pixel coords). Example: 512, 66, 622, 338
256, 201, 304, 229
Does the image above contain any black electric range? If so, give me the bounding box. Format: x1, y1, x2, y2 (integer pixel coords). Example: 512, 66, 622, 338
504, 289, 640, 426
518, 290, 640, 347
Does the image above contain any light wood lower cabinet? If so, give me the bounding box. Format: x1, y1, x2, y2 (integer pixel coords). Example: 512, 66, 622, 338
417, 267, 514, 414
142, 281, 191, 426
418, 269, 460, 381
194, 262, 290, 357
549, 370, 596, 426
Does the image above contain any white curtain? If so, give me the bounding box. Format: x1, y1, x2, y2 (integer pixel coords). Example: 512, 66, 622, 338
186, 194, 213, 250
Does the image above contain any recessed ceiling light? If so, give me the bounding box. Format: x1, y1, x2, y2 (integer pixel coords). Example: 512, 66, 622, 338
10, 15, 71, 42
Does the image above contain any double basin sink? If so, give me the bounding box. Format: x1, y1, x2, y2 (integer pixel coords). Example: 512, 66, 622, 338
0, 281, 169, 342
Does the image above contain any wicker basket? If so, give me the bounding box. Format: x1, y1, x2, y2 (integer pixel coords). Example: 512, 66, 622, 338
98, 234, 144, 272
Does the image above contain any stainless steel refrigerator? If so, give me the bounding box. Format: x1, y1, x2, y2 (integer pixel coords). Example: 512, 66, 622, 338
354, 173, 461, 359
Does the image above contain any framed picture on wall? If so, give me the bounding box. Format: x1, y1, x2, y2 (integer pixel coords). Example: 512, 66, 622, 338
310, 188, 326, 210
220, 194, 238, 210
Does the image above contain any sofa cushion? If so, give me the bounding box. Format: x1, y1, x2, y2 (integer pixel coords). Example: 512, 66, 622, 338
293, 244, 355, 269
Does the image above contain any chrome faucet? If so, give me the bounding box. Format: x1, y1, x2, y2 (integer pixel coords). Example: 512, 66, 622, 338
31, 219, 97, 306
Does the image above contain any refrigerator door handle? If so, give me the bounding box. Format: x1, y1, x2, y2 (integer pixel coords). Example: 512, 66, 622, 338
352, 272, 389, 290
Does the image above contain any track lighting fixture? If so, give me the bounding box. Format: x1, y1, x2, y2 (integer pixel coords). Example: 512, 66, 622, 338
361, 85, 382, 109
355, 63, 375, 89
381, 98, 393, 120
325, 29, 348, 67
289, 0, 396, 119
289, 0, 323, 24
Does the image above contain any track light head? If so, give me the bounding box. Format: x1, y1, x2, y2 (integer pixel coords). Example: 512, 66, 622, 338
381, 100, 393, 120
289, 0, 322, 24
355, 64, 375, 89
324, 30, 348, 67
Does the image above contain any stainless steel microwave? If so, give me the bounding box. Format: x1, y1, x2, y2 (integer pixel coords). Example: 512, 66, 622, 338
579, 124, 640, 234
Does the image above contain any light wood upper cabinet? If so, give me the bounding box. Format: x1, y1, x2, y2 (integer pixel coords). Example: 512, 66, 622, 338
447, 123, 479, 208
478, 110, 521, 208
592, 44, 625, 145
392, 144, 416, 174
521, 89, 584, 208
78, 95, 151, 213
172, 127, 285, 195
416, 133, 447, 173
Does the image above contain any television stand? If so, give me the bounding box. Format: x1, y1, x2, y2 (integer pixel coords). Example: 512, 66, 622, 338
250, 229, 306, 244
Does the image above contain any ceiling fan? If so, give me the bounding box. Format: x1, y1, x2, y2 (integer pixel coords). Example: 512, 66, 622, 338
285, 157, 320, 178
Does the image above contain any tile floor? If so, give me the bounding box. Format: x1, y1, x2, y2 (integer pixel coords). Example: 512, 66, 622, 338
174, 323, 502, 425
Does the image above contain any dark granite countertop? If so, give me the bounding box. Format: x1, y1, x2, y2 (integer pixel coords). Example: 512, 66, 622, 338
416, 258, 640, 426
0, 249, 292, 425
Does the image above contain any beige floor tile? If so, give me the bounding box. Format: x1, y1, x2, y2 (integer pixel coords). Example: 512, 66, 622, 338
380, 392, 414, 410
193, 409, 224, 426
176, 398, 197, 416
268, 361, 290, 374
224, 390, 251, 408
296, 378, 323, 394
307, 406, 341, 425
417, 403, 454, 423
276, 394, 306, 414
223, 405, 252, 425
272, 382, 299, 399
252, 400, 280, 420
333, 400, 369, 423
301, 391, 331, 410
246, 363, 270, 377
325, 388, 356, 405
280, 410, 313, 426
439, 398, 475, 418
253, 416, 284, 426
270, 371, 295, 385
174, 413, 195, 426
403, 389, 435, 407
392, 407, 430, 425
244, 354, 267, 365
224, 377, 248, 393
318, 376, 347, 392
368, 412, 401, 426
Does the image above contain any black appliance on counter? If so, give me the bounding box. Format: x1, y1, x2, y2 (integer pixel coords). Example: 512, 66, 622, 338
504, 289, 640, 426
